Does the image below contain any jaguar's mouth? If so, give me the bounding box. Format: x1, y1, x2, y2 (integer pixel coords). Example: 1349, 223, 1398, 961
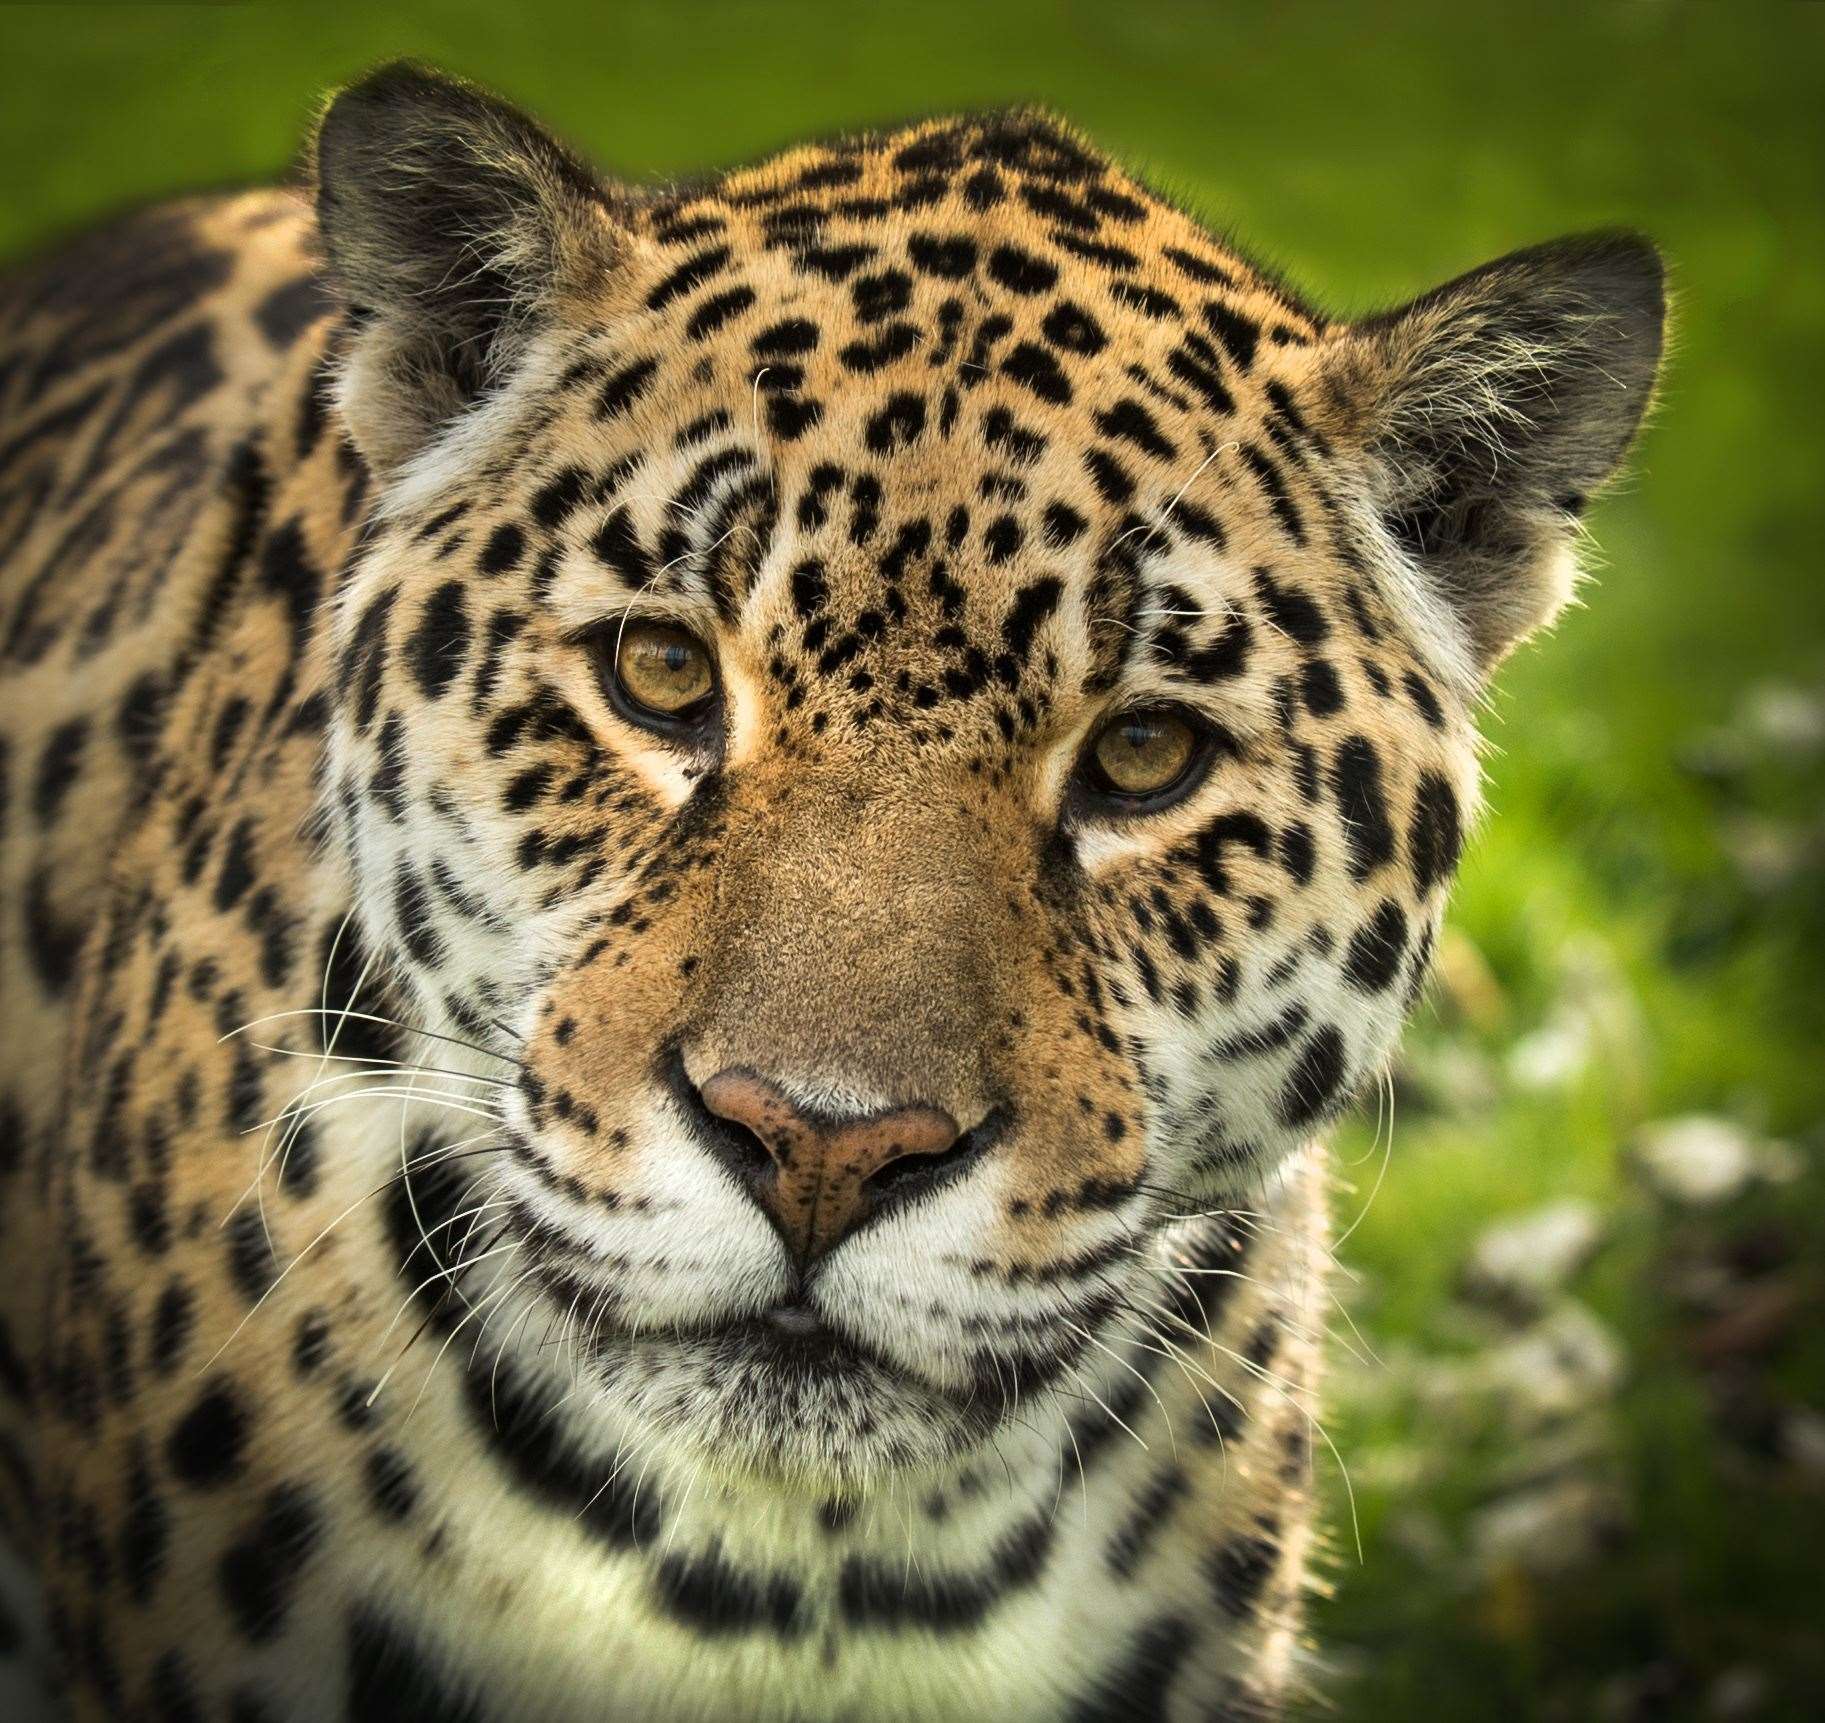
391, 1147, 1104, 1485
706, 1302, 902, 1381
527, 1250, 928, 1395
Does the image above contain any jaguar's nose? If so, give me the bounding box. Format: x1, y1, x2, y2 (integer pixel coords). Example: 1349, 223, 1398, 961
689, 1066, 990, 1267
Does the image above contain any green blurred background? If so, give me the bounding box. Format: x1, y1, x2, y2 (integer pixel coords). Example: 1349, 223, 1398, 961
4, 2, 1822, 1716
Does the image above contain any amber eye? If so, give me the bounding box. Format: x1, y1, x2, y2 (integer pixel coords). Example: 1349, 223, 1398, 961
608, 620, 717, 725
1083, 707, 1205, 804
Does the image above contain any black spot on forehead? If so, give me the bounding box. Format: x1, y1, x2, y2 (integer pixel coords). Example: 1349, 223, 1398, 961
1041, 301, 1107, 356
1112, 281, 1182, 320
1253, 567, 1329, 645
841, 323, 920, 373
646, 245, 732, 311
1094, 399, 1175, 462
983, 406, 1048, 465
684, 285, 756, 340
986, 244, 1058, 295
1001, 342, 1072, 405
1150, 610, 1252, 687
1164, 332, 1234, 417
1300, 657, 1344, 718
653, 209, 724, 246
477, 521, 525, 576
1053, 230, 1142, 273
591, 507, 652, 587
1083, 449, 1135, 506
908, 232, 978, 279
969, 112, 1099, 179
893, 130, 964, 172
790, 559, 828, 618
851, 269, 912, 323
766, 393, 824, 441
864, 392, 926, 453
793, 240, 875, 282
529, 466, 590, 532
1202, 298, 1260, 370
983, 516, 1024, 565
1001, 577, 1063, 660
1238, 443, 1303, 542
595, 357, 659, 420
1042, 502, 1087, 549
753, 318, 820, 357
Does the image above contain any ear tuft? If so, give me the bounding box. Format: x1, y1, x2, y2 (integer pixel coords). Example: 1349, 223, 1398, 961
1327, 232, 1666, 675
313, 61, 621, 471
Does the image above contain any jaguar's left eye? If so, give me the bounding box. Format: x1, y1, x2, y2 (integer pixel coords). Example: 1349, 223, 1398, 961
605, 619, 717, 726
1078, 706, 1210, 808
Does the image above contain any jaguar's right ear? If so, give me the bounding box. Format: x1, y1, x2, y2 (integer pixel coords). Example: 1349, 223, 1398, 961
314, 61, 626, 473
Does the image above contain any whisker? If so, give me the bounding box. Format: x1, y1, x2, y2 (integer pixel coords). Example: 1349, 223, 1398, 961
221, 1007, 524, 1071
1056, 1395, 1092, 1532
1333, 1065, 1396, 1251
378, 1236, 521, 1361
467, 1265, 541, 1369
252, 912, 377, 1253
1067, 1320, 1178, 1460
1060, 1361, 1149, 1455
397, 1246, 528, 1423
489, 1290, 544, 1426
245, 1043, 515, 1089
239, 1084, 503, 1138
198, 1132, 506, 1373
1115, 1316, 1234, 1464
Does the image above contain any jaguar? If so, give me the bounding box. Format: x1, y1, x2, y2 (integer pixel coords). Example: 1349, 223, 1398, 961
0, 63, 1663, 1720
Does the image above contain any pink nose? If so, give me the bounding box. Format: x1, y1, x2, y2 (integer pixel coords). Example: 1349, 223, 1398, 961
697, 1069, 963, 1265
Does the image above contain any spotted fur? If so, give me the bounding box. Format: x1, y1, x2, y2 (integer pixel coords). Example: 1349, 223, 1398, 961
0, 64, 1662, 1721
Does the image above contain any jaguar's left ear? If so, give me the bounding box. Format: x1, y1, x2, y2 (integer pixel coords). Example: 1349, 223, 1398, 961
1316, 233, 1666, 681
314, 61, 626, 473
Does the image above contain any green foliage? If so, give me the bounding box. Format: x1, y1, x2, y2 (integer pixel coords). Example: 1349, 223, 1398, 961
5, 3, 1821, 1715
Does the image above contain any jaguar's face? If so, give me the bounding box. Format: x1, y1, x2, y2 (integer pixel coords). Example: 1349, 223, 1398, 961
315, 76, 1661, 1488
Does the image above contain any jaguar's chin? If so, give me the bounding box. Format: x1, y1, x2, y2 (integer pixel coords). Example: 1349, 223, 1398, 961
572, 1312, 996, 1492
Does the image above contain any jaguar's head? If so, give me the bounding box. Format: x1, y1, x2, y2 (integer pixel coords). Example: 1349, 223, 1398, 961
314, 65, 1663, 1490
